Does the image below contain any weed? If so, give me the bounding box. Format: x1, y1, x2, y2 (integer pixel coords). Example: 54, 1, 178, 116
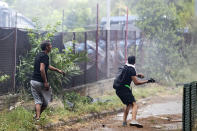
0, 107, 35, 131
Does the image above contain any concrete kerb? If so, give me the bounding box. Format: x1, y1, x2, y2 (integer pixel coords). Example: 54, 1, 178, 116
37, 107, 123, 130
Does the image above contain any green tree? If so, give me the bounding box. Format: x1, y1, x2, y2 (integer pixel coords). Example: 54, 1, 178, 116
135, 0, 193, 83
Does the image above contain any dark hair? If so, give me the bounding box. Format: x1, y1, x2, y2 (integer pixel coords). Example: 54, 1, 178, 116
128, 56, 135, 64
40, 40, 51, 51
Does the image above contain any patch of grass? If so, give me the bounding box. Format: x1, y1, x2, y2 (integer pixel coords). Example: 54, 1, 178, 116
133, 84, 166, 99
0, 106, 51, 131
53, 84, 178, 120
52, 97, 122, 121
0, 107, 35, 131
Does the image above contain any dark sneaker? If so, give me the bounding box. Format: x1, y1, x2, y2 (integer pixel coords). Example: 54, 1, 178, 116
122, 121, 127, 126
129, 120, 143, 128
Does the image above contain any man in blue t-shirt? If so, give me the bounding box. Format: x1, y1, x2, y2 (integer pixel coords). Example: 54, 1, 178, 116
30, 40, 65, 121
113, 56, 155, 128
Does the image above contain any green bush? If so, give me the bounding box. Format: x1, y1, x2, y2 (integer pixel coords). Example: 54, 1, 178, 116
16, 21, 86, 95
0, 72, 9, 83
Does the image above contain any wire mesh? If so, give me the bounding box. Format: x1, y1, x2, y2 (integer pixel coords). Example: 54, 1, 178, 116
0, 28, 145, 94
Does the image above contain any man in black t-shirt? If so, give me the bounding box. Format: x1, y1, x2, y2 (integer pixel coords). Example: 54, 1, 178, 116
30, 40, 65, 121
113, 56, 155, 128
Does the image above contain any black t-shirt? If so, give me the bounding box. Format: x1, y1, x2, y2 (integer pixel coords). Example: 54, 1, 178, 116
122, 65, 136, 86
32, 52, 49, 82
114, 65, 136, 91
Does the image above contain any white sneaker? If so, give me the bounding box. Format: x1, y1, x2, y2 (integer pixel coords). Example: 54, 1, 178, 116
129, 120, 143, 128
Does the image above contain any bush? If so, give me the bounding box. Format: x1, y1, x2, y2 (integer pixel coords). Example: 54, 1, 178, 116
0, 72, 9, 83
16, 21, 86, 95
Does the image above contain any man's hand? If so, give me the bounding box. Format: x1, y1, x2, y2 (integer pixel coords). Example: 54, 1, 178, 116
49, 66, 65, 76
137, 73, 144, 78
59, 70, 65, 76
147, 78, 156, 83
44, 82, 50, 91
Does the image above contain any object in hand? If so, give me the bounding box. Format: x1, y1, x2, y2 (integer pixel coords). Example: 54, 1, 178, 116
62, 71, 66, 77
44, 82, 50, 91
147, 78, 155, 83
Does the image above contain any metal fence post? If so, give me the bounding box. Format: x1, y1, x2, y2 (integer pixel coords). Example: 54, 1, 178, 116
105, 30, 108, 77
96, 3, 99, 81
13, 12, 18, 93
72, 32, 76, 87
84, 32, 87, 84
73, 32, 75, 54
124, 7, 128, 63
134, 31, 136, 56
115, 30, 118, 71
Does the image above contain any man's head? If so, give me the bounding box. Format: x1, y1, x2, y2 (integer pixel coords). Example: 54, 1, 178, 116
128, 56, 135, 65
41, 40, 52, 53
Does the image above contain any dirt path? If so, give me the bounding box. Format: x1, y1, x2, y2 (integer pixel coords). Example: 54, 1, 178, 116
45, 94, 182, 131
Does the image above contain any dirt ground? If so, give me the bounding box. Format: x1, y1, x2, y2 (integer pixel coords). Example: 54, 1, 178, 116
46, 114, 181, 131
44, 94, 182, 131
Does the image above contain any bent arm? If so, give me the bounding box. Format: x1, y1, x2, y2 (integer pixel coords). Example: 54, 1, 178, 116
132, 76, 148, 85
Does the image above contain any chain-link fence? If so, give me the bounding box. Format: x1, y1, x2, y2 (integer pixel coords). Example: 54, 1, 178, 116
0, 28, 30, 94
0, 28, 140, 95
183, 81, 197, 131
58, 30, 141, 87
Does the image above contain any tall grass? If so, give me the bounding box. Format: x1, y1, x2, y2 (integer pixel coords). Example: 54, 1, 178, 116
0, 107, 35, 131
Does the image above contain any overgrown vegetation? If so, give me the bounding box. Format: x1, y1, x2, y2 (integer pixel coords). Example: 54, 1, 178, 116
16, 22, 86, 95
0, 107, 35, 131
